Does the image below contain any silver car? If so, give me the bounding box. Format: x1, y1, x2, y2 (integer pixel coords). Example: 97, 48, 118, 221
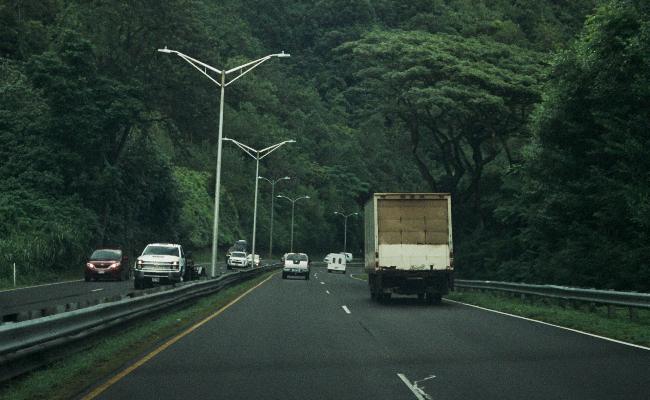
282, 253, 310, 280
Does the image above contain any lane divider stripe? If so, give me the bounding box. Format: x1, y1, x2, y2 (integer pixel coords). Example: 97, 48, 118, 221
82, 272, 277, 399
397, 373, 427, 400
0, 279, 84, 293
342, 305, 351, 314
444, 298, 650, 351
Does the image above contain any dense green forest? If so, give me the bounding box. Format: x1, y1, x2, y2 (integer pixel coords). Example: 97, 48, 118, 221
1, 0, 648, 291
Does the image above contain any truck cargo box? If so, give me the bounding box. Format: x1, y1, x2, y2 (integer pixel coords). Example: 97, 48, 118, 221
364, 193, 453, 303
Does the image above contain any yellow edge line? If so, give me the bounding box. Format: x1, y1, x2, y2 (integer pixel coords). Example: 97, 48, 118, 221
82, 272, 277, 400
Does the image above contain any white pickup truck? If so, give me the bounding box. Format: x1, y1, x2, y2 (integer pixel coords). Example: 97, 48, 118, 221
134, 243, 199, 289
227, 251, 248, 269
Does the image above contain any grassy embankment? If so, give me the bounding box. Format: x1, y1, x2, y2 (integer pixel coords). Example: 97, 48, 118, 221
0, 270, 277, 400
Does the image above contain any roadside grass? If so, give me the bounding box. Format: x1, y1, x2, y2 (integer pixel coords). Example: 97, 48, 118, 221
0, 269, 81, 291
0, 270, 278, 400
447, 290, 650, 348
350, 273, 368, 281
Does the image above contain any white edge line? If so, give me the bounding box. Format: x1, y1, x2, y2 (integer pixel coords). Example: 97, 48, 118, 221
91, 288, 104, 292
444, 298, 650, 351
342, 305, 351, 314
0, 279, 84, 293
397, 373, 426, 400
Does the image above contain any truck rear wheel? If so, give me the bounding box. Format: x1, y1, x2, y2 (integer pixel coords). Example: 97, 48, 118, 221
426, 293, 442, 305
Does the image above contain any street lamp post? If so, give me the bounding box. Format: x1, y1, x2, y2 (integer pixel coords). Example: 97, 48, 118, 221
258, 176, 290, 258
277, 195, 310, 252
157, 47, 290, 277
223, 139, 295, 266
334, 211, 359, 253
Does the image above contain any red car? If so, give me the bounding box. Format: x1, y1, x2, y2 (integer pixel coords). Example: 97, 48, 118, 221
85, 248, 131, 281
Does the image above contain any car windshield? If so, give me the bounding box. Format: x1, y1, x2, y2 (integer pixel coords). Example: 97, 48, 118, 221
90, 249, 121, 260
142, 246, 179, 256
286, 254, 308, 261
232, 252, 246, 257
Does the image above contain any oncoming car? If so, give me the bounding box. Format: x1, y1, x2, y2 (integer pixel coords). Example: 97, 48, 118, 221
85, 248, 131, 281
282, 253, 310, 280
227, 252, 248, 269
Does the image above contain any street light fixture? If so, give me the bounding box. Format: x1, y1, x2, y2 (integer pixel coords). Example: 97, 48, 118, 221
157, 47, 290, 277
258, 176, 291, 258
333, 211, 359, 253
223, 138, 295, 266
276, 195, 310, 252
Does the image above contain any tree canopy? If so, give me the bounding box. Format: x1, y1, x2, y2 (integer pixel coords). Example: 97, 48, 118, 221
4, 0, 649, 292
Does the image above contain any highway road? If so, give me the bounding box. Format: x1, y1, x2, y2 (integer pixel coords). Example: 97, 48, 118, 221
0, 263, 231, 320
84, 265, 650, 400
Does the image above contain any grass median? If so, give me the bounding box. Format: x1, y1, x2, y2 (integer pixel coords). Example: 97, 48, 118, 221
0, 270, 278, 400
447, 290, 650, 348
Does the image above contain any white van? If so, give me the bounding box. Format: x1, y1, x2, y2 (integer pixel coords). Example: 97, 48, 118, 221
327, 253, 347, 274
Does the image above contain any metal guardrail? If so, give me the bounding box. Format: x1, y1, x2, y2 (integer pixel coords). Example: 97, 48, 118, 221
454, 279, 650, 310
0, 265, 278, 382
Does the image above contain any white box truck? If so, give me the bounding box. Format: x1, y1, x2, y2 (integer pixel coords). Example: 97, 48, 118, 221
364, 193, 453, 304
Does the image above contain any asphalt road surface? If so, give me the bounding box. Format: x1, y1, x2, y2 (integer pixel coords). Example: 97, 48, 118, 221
87, 265, 649, 400
0, 263, 231, 319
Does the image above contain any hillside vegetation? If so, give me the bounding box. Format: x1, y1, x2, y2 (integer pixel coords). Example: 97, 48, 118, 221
1, 0, 648, 291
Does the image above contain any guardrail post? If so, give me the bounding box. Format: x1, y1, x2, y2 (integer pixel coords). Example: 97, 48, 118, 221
628, 307, 638, 321
13, 263, 16, 287
607, 305, 615, 318
588, 302, 596, 313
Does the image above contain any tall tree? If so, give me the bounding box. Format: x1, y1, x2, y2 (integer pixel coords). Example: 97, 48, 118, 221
512, 0, 650, 290
339, 30, 544, 225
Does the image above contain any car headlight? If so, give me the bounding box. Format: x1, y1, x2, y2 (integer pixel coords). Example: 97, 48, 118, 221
108, 263, 119, 269
86, 263, 95, 269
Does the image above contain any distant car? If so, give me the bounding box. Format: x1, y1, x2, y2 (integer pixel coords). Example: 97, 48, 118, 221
227, 251, 248, 269
327, 253, 347, 274
226, 239, 248, 261
85, 248, 130, 281
282, 253, 310, 280
246, 253, 261, 267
